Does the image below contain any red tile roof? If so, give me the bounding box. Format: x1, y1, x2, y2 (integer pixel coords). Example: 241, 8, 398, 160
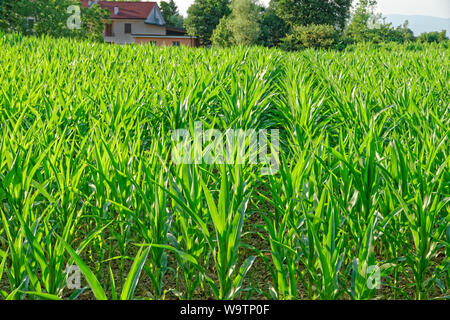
80, 1, 157, 20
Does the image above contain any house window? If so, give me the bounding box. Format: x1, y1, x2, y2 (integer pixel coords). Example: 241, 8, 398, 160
150, 41, 157, 46
124, 23, 132, 34
172, 41, 180, 47
105, 23, 113, 37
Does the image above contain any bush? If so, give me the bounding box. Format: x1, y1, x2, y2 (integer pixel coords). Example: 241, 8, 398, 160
346, 23, 415, 44
211, 0, 262, 48
212, 16, 233, 47
259, 8, 289, 47
281, 24, 338, 50
417, 30, 448, 43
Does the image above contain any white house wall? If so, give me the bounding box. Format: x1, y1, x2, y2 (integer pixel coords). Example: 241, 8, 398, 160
105, 19, 166, 44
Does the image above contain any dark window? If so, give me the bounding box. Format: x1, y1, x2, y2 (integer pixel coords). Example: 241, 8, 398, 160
105, 24, 113, 37
124, 23, 132, 34
172, 41, 180, 47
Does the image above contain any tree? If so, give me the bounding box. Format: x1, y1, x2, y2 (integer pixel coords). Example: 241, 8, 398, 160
185, 0, 231, 45
32, 0, 108, 40
398, 20, 415, 42
229, 0, 261, 45
282, 24, 338, 50
259, 7, 289, 47
212, 0, 261, 47
418, 30, 448, 43
160, 0, 178, 18
346, 1, 417, 44
345, 0, 378, 42
438, 30, 448, 42
0, 0, 31, 33
80, 2, 110, 42
273, 0, 352, 31
160, 0, 184, 28
0, 0, 108, 41
211, 16, 233, 47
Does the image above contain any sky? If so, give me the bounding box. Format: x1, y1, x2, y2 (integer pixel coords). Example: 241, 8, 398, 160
161, 0, 450, 19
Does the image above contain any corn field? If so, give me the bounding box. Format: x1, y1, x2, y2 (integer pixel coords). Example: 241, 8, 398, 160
0, 33, 449, 300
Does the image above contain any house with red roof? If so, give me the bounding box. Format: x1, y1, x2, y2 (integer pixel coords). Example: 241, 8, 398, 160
81, 1, 199, 46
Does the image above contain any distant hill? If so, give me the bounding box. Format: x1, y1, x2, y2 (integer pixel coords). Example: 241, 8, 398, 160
383, 14, 450, 36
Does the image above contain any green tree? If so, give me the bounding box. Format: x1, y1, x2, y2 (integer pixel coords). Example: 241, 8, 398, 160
418, 30, 448, 43
211, 16, 233, 47
346, 1, 417, 44
398, 20, 415, 42
185, 0, 231, 45
273, 0, 352, 31
0, 0, 31, 33
160, 0, 184, 28
259, 7, 289, 47
212, 0, 261, 47
160, 0, 178, 18
438, 30, 448, 42
229, 0, 261, 45
345, 0, 378, 42
32, 0, 107, 41
282, 24, 338, 50
81, 2, 110, 42
0, 0, 108, 41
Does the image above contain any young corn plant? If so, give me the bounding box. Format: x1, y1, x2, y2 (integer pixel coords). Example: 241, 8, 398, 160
167, 164, 209, 299
201, 164, 255, 299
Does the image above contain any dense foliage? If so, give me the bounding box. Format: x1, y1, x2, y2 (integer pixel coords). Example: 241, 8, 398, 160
259, 7, 289, 47
160, 0, 185, 28
282, 24, 338, 50
417, 30, 449, 43
185, 0, 231, 45
212, 0, 261, 47
203, 0, 449, 49
273, 0, 352, 31
0, 0, 108, 41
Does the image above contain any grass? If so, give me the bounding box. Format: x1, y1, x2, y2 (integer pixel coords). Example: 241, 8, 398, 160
0, 32, 449, 300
